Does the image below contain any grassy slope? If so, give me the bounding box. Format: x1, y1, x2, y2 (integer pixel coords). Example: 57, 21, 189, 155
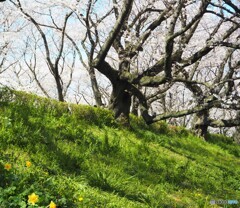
0, 90, 239, 208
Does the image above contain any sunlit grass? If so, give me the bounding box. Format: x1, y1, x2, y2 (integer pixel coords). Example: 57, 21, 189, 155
0, 89, 239, 207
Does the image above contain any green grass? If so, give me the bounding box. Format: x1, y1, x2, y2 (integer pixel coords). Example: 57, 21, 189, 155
0, 89, 240, 207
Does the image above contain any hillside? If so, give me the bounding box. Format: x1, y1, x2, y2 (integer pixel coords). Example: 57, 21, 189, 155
0, 89, 239, 208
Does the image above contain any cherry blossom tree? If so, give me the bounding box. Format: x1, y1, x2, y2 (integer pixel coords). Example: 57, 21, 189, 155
82, 0, 240, 132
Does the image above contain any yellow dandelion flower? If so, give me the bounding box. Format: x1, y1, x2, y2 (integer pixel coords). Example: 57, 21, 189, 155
79, 197, 83, 202
28, 193, 39, 205
4, 163, 11, 171
26, 161, 32, 168
195, 193, 202, 197
49, 201, 57, 208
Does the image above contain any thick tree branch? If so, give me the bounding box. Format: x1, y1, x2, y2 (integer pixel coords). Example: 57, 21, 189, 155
207, 119, 240, 128
93, 0, 134, 67
149, 99, 221, 124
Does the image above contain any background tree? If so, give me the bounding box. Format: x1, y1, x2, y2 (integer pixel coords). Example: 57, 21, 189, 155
10, 0, 76, 101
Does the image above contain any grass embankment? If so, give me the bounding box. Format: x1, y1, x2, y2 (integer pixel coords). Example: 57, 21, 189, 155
0, 89, 239, 208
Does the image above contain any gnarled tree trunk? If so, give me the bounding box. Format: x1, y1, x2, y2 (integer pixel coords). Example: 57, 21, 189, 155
131, 95, 139, 116
108, 82, 131, 126
194, 109, 209, 139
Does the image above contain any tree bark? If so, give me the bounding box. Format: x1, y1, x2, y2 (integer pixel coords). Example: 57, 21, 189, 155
108, 82, 131, 126
55, 74, 64, 102
194, 110, 209, 139
131, 95, 139, 116
88, 67, 103, 106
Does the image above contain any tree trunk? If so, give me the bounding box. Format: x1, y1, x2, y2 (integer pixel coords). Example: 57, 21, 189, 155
233, 110, 240, 144
55, 75, 64, 102
109, 83, 131, 126
233, 127, 240, 144
88, 67, 103, 106
194, 110, 209, 139
131, 95, 139, 116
